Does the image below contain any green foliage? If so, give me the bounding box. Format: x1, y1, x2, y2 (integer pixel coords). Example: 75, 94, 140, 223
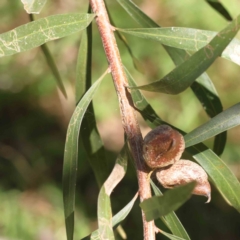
1, 1, 240, 240
140, 182, 196, 221
0, 13, 95, 57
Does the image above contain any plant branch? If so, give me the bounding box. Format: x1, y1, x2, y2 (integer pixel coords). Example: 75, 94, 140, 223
89, 0, 155, 239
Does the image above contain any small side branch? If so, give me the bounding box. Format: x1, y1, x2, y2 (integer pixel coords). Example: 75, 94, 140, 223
89, 0, 155, 239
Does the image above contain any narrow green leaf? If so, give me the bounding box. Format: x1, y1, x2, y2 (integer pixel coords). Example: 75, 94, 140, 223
29, 14, 67, 98
150, 180, 190, 240
0, 13, 95, 57
40, 43, 67, 97
97, 187, 115, 240
126, 15, 240, 93
184, 103, 240, 148
117, 27, 240, 66
63, 71, 107, 240
76, 28, 90, 103
206, 0, 232, 20
187, 144, 240, 212
76, 31, 87, 102
76, 11, 110, 187
92, 145, 129, 240
21, 0, 47, 14
140, 182, 195, 221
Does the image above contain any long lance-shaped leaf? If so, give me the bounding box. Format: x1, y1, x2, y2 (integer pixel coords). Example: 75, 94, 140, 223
117, 0, 226, 153
117, 27, 240, 66
29, 14, 67, 98
184, 103, 240, 148
0, 13, 95, 57
140, 182, 196, 221
63, 70, 108, 240
21, 0, 47, 14
127, 67, 240, 213
89, 145, 129, 240
76, 28, 90, 103
40, 43, 67, 97
126, 15, 240, 94
205, 0, 232, 21
150, 180, 190, 240
82, 192, 138, 240
76, 13, 110, 187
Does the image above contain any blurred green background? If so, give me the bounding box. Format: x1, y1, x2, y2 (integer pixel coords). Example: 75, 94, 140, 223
0, 0, 240, 239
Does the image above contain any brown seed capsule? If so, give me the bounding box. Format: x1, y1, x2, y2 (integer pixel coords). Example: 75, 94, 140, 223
143, 125, 185, 169
156, 160, 211, 202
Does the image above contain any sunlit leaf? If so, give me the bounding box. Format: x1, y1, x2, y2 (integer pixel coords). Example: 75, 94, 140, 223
150, 180, 190, 240
117, 27, 240, 66
63, 70, 107, 240
140, 182, 195, 221
184, 103, 240, 148
206, 0, 232, 20
126, 15, 240, 93
187, 144, 240, 213
21, 0, 47, 14
0, 13, 95, 57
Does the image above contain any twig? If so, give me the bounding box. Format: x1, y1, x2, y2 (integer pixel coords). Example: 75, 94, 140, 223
89, 0, 155, 239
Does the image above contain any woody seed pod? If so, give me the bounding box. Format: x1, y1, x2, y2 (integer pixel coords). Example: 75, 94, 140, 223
143, 125, 185, 169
